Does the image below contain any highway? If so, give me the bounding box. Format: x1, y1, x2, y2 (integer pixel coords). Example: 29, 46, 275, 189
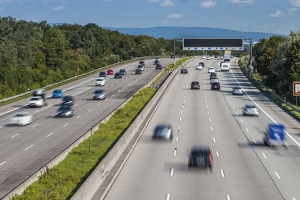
100, 57, 300, 200
0, 58, 175, 199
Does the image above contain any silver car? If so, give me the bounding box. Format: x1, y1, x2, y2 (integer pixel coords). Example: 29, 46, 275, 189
242, 104, 259, 116
232, 86, 243, 95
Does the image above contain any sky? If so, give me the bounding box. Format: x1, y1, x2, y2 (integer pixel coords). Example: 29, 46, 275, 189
0, 0, 299, 36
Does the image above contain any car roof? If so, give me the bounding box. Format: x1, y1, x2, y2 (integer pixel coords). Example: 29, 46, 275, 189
245, 104, 256, 108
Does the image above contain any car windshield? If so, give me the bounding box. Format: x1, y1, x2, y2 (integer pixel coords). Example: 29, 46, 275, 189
94, 90, 104, 94
15, 113, 26, 117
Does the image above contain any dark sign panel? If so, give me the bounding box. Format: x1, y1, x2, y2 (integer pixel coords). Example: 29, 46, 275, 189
183, 38, 244, 50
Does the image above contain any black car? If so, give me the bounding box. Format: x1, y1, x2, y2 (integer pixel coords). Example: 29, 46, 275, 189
119, 69, 127, 75
56, 105, 74, 117
181, 68, 188, 74
135, 68, 142, 74
156, 63, 162, 69
154, 59, 159, 65
210, 72, 217, 79
152, 123, 173, 141
99, 71, 106, 77
114, 72, 122, 78
188, 146, 213, 168
199, 62, 205, 67
211, 82, 220, 90
93, 89, 106, 100
61, 95, 75, 105
191, 81, 200, 90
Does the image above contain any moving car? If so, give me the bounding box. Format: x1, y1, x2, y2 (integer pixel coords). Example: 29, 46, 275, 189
137, 64, 144, 71
210, 72, 217, 79
242, 104, 259, 116
99, 71, 106, 77
232, 86, 243, 95
114, 72, 122, 79
107, 69, 114, 75
119, 69, 127, 75
61, 95, 75, 105
28, 96, 44, 107
211, 82, 220, 90
180, 68, 188, 74
135, 68, 142, 74
52, 89, 63, 98
195, 64, 203, 70
208, 67, 215, 73
9, 112, 33, 126
139, 60, 145, 66
188, 145, 213, 168
95, 77, 105, 86
199, 62, 205, 67
210, 78, 219, 84
152, 123, 173, 141
156, 63, 162, 69
93, 89, 106, 100
221, 62, 230, 72
191, 81, 200, 90
201, 56, 206, 59
56, 105, 74, 117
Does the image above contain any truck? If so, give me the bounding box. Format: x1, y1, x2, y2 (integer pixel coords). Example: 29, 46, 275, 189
263, 123, 288, 148
28, 88, 47, 107
223, 50, 231, 62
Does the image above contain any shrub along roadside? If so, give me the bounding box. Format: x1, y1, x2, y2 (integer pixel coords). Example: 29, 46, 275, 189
11, 88, 157, 200
11, 58, 191, 200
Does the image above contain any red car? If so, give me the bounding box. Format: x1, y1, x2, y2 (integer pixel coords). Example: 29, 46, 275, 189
139, 60, 145, 66
191, 81, 200, 90
107, 69, 114, 75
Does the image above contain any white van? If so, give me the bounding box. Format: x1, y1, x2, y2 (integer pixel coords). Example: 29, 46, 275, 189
221, 62, 230, 72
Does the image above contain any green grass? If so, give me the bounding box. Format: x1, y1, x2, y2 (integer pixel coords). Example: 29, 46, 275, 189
11, 58, 190, 200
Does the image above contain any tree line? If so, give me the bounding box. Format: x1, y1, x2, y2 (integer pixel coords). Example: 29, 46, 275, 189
0, 17, 187, 99
251, 31, 300, 102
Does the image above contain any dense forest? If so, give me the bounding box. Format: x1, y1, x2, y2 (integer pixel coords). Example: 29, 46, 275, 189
0, 17, 187, 99
250, 31, 300, 102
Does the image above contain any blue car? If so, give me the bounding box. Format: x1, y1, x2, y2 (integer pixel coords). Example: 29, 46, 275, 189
52, 89, 63, 98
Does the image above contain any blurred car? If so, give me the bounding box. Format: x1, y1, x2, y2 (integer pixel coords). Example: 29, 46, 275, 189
93, 89, 106, 100
195, 64, 203, 70
232, 86, 243, 95
156, 63, 162, 69
242, 104, 259, 116
210, 78, 219, 84
208, 67, 215, 73
99, 71, 106, 77
211, 82, 220, 90
107, 69, 114, 75
210, 73, 217, 80
28, 96, 44, 107
199, 62, 205, 67
52, 89, 63, 98
206, 56, 212, 60
61, 95, 75, 105
201, 56, 206, 59
152, 123, 173, 141
191, 81, 200, 90
114, 72, 122, 79
139, 60, 145, 66
170, 55, 175, 59
137, 64, 144, 71
9, 112, 33, 126
135, 68, 142, 74
119, 69, 127, 75
95, 77, 105, 86
188, 145, 213, 168
56, 105, 74, 117
180, 68, 188, 74
154, 59, 159, 65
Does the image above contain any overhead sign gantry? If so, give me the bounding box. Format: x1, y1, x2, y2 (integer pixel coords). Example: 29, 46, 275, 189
183, 38, 244, 50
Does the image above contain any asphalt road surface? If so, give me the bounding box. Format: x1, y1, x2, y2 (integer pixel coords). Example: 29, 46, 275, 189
101, 57, 300, 200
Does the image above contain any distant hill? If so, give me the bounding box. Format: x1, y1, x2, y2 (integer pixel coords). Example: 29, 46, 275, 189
104, 26, 285, 42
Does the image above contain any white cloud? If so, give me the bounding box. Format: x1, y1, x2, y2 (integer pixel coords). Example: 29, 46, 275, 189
200, 1, 216, 8
290, 0, 300, 7
160, 0, 174, 7
270, 10, 283, 17
228, 0, 254, 4
167, 13, 182, 18
53, 5, 64, 11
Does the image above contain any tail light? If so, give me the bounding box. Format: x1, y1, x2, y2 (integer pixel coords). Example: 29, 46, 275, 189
208, 152, 213, 164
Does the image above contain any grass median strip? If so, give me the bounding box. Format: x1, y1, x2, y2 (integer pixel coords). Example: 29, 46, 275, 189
12, 87, 157, 200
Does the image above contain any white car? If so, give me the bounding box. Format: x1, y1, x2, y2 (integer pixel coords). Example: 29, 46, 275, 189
10, 112, 33, 126
201, 56, 206, 59
195, 64, 203, 70
232, 86, 243, 95
208, 67, 215, 73
95, 77, 105, 86
206, 56, 212, 60
210, 78, 219, 84
28, 96, 44, 107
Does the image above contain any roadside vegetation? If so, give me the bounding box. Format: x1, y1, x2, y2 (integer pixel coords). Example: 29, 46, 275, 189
11, 58, 188, 200
238, 31, 300, 120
